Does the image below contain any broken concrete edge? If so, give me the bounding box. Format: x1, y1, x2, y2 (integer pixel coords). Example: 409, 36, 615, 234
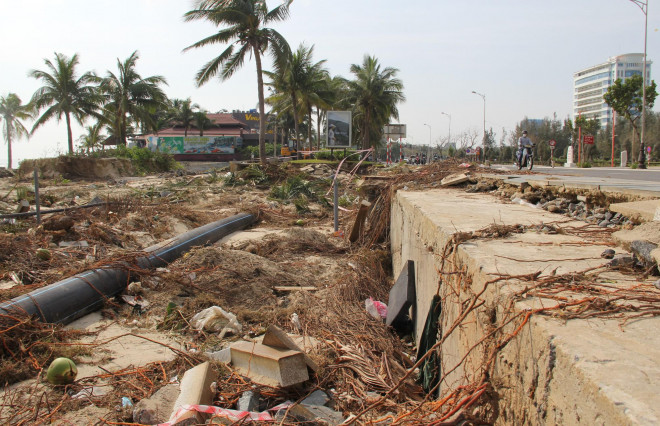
169, 361, 216, 424
262, 324, 320, 373
440, 173, 470, 187
230, 341, 309, 387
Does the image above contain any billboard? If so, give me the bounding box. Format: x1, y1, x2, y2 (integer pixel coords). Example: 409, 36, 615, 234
327, 111, 352, 148
157, 136, 238, 154
383, 124, 407, 139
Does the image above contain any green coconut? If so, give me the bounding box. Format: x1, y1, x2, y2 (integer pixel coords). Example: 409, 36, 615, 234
46, 357, 77, 385
36, 248, 52, 261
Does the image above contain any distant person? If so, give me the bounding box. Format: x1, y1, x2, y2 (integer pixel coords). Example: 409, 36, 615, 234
328, 124, 336, 145
517, 130, 533, 165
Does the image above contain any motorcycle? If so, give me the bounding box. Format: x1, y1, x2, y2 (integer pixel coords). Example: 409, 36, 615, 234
517, 145, 535, 171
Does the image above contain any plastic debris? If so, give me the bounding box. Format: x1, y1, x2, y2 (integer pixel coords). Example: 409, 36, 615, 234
365, 297, 387, 319
191, 306, 242, 338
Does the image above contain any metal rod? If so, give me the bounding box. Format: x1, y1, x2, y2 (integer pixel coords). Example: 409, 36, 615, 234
333, 179, 339, 232
33, 164, 41, 225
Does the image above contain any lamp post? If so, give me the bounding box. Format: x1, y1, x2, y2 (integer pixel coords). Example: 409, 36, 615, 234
423, 123, 431, 164
630, 0, 648, 169
441, 112, 451, 154
472, 91, 486, 161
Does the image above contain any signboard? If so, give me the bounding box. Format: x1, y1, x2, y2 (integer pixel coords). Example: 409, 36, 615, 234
157, 136, 238, 155
647, 146, 652, 153
327, 111, 352, 148
548, 139, 557, 147
583, 135, 595, 145
383, 124, 407, 139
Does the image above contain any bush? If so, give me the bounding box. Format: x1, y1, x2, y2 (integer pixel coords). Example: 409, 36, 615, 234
91, 146, 180, 174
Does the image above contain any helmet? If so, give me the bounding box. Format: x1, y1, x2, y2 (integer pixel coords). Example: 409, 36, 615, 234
522, 130, 528, 135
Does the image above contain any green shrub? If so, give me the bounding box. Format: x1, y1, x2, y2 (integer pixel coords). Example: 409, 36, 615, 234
270, 175, 316, 202
91, 146, 180, 173
630, 162, 638, 169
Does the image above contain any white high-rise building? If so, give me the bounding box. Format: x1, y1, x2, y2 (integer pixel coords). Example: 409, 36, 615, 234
573, 53, 652, 126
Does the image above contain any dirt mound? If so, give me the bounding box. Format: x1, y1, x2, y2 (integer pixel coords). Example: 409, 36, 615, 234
18, 156, 134, 179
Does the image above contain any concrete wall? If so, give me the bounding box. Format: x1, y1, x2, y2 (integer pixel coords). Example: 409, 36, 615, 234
391, 189, 660, 425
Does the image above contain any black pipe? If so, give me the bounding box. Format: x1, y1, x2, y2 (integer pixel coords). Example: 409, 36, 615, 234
0, 213, 255, 324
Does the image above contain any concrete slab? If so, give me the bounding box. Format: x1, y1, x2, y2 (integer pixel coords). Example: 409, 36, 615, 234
391, 189, 660, 424
612, 221, 660, 249
170, 362, 216, 425
230, 341, 309, 387
262, 325, 320, 372
609, 199, 660, 223
385, 260, 416, 328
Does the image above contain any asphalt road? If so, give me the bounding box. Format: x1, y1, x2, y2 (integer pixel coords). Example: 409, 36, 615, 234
496, 164, 660, 183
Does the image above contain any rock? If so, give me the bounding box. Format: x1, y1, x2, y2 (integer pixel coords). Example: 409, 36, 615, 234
59, 240, 89, 248
654, 279, 660, 290
43, 215, 74, 231
630, 240, 658, 267
133, 384, 179, 425
601, 249, 616, 259
609, 254, 635, 268
16, 199, 30, 213
236, 390, 260, 412
301, 390, 330, 407
598, 220, 610, 227
547, 205, 562, 213
568, 203, 577, 212
284, 404, 345, 425
160, 191, 174, 198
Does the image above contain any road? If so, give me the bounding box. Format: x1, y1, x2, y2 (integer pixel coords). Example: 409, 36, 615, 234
490, 164, 660, 196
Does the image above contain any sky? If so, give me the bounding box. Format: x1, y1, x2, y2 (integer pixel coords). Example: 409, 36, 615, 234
1, 0, 659, 167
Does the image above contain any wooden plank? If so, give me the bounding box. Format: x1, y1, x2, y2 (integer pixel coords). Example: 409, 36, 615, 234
348, 200, 372, 243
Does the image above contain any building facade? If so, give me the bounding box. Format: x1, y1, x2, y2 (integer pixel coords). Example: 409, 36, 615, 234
573, 53, 652, 126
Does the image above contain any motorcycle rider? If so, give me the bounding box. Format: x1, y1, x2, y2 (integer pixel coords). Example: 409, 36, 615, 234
517, 130, 533, 165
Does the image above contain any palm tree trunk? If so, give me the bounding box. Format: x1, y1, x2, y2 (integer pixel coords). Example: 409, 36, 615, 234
65, 112, 74, 154
363, 110, 370, 150
291, 91, 300, 159
7, 132, 12, 169
254, 46, 267, 165
316, 108, 321, 151
307, 107, 312, 153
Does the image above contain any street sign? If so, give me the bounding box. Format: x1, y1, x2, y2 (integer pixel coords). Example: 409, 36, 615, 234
548, 139, 556, 147
648, 146, 652, 153
583, 135, 595, 145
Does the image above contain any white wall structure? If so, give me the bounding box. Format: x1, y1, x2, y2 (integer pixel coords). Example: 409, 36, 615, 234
573, 53, 653, 126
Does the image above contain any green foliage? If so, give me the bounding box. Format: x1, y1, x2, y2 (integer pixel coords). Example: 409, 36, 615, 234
630, 162, 638, 169
237, 165, 269, 185
15, 186, 30, 201
293, 195, 310, 213
91, 146, 179, 174
338, 194, 356, 208
577, 162, 592, 168
270, 175, 317, 202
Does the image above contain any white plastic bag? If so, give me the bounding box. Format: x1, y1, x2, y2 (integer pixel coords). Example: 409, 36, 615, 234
365, 297, 387, 320
191, 306, 242, 338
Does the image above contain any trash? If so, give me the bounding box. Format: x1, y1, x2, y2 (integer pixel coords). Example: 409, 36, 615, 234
386, 260, 416, 330
191, 306, 242, 339
58, 240, 89, 248
164, 402, 291, 425
290, 313, 302, 332
365, 297, 387, 320
71, 386, 108, 400
121, 295, 150, 310
127, 281, 142, 294
301, 389, 330, 406
46, 357, 78, 385
458, 163, 472, 168
16, 199, 30, 213
121, 397, 133, 408
601, 249, 616, 259
332, 230, 344, 238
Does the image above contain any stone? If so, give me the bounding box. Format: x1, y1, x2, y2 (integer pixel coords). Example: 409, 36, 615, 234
601, 249, 616, 259
630, 240, 658, 267
547, 205, 562, 213
230, 341, 309, 387
599, 220, 610, 227
237, 390, 259, 412
609, 254, 635, 268
612, 222, 660, 250
44, 215, 75, 231
133, 384, 179, 425
285, 404, 345, 425
59, 240, 89, 248
301, 390, 330, 407
16, 199, 30, 213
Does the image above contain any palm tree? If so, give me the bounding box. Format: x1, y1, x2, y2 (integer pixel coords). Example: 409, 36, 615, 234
194, 110, 213, 136
77, 122, 105, 153
170, 98, 200, 136
99, 51, 168, 145
346, 55, 405, 149
29, 52, 100, 154
0, 94, 33, 169
183, 0, 292, 164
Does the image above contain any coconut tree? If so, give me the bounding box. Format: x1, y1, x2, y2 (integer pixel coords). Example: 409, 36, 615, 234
77, 122, 105, 153
99, 51, 168, 145
194, 110, 213, 136
183, 0, 292, 164
345, 55, 405, 149
170, 98, 200, 136
0, 93, 33, 169
29, 52, 101, 154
